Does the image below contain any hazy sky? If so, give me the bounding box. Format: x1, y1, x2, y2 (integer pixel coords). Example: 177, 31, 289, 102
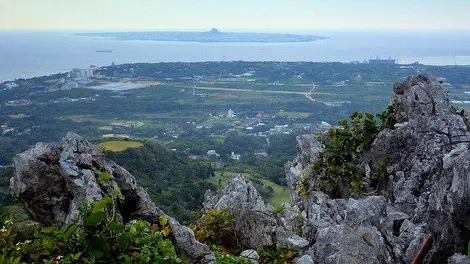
1, 0, 469, 31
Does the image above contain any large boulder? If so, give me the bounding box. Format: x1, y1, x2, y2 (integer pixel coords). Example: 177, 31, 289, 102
11, 132, 214, 263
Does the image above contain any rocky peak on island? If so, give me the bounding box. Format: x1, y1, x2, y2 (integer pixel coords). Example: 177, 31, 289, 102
207, 28, 221, 34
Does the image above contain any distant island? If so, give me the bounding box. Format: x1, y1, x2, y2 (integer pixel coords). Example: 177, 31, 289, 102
75, 28, 326, 43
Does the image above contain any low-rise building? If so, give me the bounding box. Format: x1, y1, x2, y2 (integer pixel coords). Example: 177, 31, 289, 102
231, 152, 241, 160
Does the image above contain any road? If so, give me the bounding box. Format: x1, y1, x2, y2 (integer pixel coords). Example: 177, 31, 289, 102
158, 83, 331, 98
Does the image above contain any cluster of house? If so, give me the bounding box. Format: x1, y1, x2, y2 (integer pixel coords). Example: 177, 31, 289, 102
6, 99, 31, 106
1, 124, 14, 135
3, 82, 19, 90
206, 150, 241, 160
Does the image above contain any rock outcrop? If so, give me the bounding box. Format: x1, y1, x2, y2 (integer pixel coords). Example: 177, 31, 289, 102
285, 134, 323, 207
203, 74, 470, 263
11, 132, 214, 263
362, 74, 470, 262
279, 74, 470, 263
203, 174, 277, 248
203, 174, 308, 251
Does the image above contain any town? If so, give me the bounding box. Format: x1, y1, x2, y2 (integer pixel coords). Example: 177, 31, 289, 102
2, 61, 470, 166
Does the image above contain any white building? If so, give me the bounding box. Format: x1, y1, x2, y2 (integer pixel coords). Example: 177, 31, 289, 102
67, 68, 94, 79
207, 150, 220, 157
231, 152, 241, 160
227, 109, 236, 118
4, 82, 19, 89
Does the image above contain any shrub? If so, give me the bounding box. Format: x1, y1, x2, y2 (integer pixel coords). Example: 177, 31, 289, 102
213, 249, 252, 264
377, 104, 397, 130
193, 209, 234, 249
311, 111, 379, 198
259, 247, 298, 264
0, 186, 182, 263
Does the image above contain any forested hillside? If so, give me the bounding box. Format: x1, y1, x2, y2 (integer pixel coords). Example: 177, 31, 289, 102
105, 142, 215, 223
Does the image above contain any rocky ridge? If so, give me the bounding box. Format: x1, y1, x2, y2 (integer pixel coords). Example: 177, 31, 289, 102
10, 74, 470, 264
202, 74, 470, 264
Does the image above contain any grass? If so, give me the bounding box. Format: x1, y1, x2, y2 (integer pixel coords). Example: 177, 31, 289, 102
207, 171, 290, 206
98, 140, 144, 152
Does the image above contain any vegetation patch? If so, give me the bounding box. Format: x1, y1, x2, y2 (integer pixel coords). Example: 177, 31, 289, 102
277, 111, 311, 118
98, 140, 144, 152
312, 111, 380, 198
0, 192, 182, 263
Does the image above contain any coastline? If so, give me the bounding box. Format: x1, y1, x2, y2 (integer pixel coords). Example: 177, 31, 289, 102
1, 30, 470, 83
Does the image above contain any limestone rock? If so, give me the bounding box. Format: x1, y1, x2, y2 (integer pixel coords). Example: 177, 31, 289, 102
284, 134, 323, 207
240, 249, 260, 263
283, 74, 470, 263
11, 132, 214, 263
297, 255, 314, 264
448, 254, 470, 264
392, 74, 451, 123
361, 74, 470, 262
203, 175, 306, 252
303, 193, 410, 264
203, 174, 277, 249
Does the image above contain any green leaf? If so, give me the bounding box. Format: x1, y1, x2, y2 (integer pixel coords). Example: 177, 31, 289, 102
73, 252, 82, 260
92, 197, 113, 213
113, 185, 125, 201
88, 236, 109, 259
11, 256, 21, 264
159, 215, 168, 227
63, 224, 79, 240
129, 225, 137, 234
108, 221, 125, 233
117, 233, 131, 250
162, 226, 172, 237
97, 172, 112, 183
85, 211, 106, 226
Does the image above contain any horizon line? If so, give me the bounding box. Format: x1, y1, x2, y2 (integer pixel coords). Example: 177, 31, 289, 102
1, 28, 470, 33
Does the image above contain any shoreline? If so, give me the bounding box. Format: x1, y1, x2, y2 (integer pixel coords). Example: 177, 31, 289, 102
2, 60, 470, 84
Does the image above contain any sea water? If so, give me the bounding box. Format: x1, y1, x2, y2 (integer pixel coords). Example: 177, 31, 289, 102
1, 30, 470, 83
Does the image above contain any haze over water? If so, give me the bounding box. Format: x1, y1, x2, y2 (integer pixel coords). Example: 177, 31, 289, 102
1, 30, 470, 83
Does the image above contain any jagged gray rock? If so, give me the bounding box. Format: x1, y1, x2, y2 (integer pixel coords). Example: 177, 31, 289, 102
202, 174, 307, 252
362, 74, 470, 262
282, 74, 470, 263
392, 74, 451, 123
303, 193, 411, 264
11, 132, 214, 264
284, 134, 323, 206
447, 254, 470, 264
240, 249, 260, 263
203, 174, 277, 248
297, 255, 314, 264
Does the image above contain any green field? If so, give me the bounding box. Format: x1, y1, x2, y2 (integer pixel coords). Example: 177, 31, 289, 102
98, 140, 144, 152
277, 111, 311, 118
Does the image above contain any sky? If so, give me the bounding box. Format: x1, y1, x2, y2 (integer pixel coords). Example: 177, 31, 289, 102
0, 0, 469, 31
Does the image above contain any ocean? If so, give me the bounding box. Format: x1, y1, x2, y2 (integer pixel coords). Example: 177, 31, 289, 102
1, 30, 470, 83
